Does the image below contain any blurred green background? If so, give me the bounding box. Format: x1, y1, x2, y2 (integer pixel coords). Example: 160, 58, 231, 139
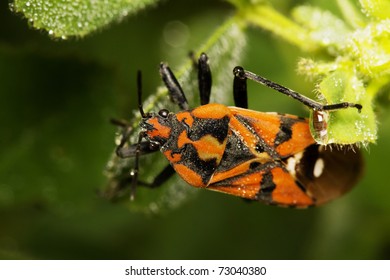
1, 0, 390, 259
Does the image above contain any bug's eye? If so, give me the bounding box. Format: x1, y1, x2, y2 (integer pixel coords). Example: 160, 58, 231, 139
149, 141, 160, 150
158, 109, 169, 118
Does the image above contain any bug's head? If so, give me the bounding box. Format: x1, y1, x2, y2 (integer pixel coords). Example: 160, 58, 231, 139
136, 71, 174, 147
140, 108, 174, 147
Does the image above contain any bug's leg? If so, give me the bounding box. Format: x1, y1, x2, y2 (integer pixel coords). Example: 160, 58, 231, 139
112, 129, 174, 198
110, 118, 135, 157
110, 119, 135, 159
109, 120, 159, 199
110, 118, 159, 158
115, 141, 160, 158
105, 163, 176, 201
138, 164, 176, 188
189, 52, 212, 105
107, 139, 172, 200
128, 132, 144, 200
233, 66, 362, 112
197, 53, 212, 105
159, 63, 189, 110
113, 133, 161, 199
233, 66, 248, 109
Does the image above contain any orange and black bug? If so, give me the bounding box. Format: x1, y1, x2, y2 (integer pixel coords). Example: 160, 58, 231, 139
114, 53, 363, 207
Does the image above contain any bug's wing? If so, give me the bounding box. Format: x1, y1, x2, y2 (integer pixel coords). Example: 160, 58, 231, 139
208, 160, 316, 207
294, 144, 363, 205
228, 107, 316, 158
205, 108, 319, 207
207, 145, 363, 207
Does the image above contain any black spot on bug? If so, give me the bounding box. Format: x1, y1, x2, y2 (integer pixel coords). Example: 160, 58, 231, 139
188, 116, 230, 144
256, 171, 276, 203
255, 144, 265, 153
260, 171, 276, 193
235, 114, 280, 158
178, 144, 218, 185
274, 116, 296, 146
297, 144, 320, 180
225, 141, 231, 150
250, 161, 260, 169
216, 132, 255, 173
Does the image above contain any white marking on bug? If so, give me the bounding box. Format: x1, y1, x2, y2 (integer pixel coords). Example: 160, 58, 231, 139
313, 158, 325, 178
286, 152, 303, 176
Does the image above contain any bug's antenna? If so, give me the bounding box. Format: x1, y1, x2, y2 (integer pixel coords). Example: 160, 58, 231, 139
233, 66, 362, 112
137, 70, 147, 118
129, 71, 147, 200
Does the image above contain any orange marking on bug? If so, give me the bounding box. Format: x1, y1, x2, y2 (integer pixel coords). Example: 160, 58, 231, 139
210, 161, 253, 184
174, 164, 206, 188
276, 121, 315, 156
231, 172, 263, 188
208, 183, 260, 199
163, 150, 181, 163
176, 111, 194, 127
228, 116, 274, 161
270, 167, 314, 207
177, 130, 189, 149
194, 135, 226, 162
228, 117, 258, 148
177, 131, 226, 164
145, 118, 171, 139
230, 108, 282, 147
191, 103, 231, 119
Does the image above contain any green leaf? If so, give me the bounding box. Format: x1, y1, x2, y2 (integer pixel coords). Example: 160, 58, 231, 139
103, 17, 247, 213
310, 68, 377, 145
337, 0, 367, 28
233, 1, 319, 52
11, 0, 158, 38
346, 20, 390, 76
360, 0, 390, 20
292, 5, 351, 51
